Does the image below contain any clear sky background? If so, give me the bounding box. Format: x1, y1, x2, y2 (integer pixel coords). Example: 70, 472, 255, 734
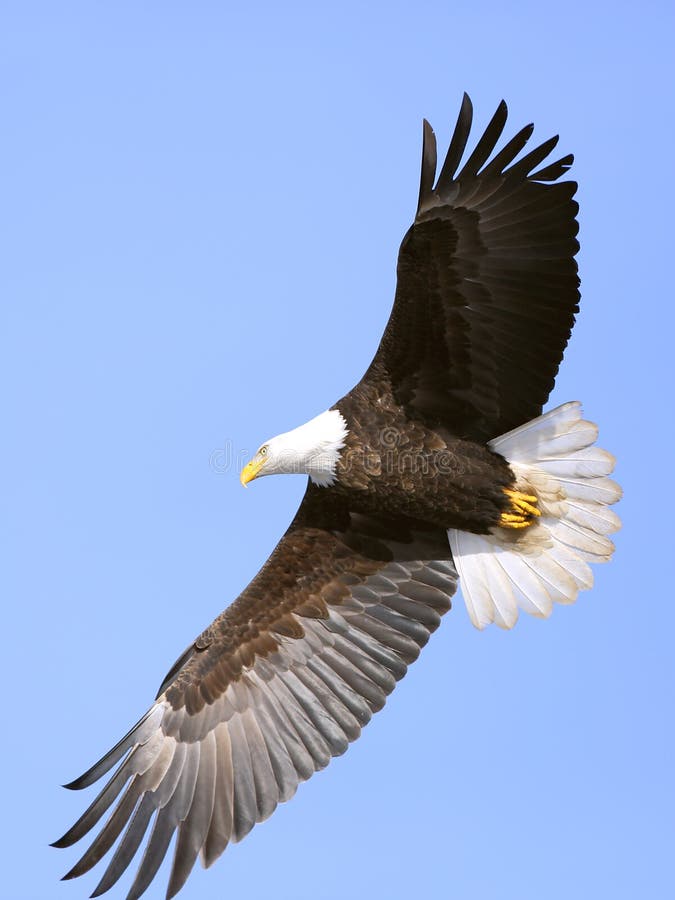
3, 3, 674, 899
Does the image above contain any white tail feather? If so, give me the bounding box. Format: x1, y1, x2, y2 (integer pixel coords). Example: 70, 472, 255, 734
448, 402, 622, 630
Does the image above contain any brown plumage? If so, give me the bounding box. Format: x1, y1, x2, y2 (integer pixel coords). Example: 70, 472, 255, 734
55, 95, 620, 900
333, 382, 515, 530
371, 96, 579, 441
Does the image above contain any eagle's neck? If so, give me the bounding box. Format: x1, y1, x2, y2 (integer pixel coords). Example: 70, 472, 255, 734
270, 409, 349, 487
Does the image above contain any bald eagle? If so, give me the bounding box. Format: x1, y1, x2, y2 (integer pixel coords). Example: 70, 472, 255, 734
55, 95, 621, 899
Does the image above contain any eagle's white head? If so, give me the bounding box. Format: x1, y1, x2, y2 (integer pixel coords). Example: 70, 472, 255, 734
240, 409, 349, 488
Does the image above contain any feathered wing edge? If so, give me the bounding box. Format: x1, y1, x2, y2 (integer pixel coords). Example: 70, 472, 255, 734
370, 93, 579, 443
417, 92, 574, 219
54, 543, 457, 900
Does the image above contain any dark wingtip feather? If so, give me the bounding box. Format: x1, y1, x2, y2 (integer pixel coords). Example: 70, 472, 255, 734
496, 99, 508, 122
457, 98, 508, 180
531, 153, 575, 181
165, 862, 198, 900
506, 133, 560, 181
417, 119, 437, 215
479, 122, 534, 178
436, 92, 473, 190
165, 878, 182, 900
51, 835, 73, 850
63, 775, 88, 791
62, 855, 98, 882
63, 707, 162, 791
63, 739, 131, 791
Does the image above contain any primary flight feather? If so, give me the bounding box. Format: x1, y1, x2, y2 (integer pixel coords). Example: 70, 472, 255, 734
55, 94, 621, 899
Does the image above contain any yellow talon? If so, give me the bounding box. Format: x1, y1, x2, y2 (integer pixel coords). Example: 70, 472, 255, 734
500, 488, 541, 530
506, 490, 537, 503
513, 497, 541, 517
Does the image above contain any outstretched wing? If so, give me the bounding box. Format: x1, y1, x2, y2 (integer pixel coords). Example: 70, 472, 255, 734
55, 486, 457, 900
363, 93, 580, 442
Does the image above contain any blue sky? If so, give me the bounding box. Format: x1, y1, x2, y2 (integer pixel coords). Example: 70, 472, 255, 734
3, 2, 674, 899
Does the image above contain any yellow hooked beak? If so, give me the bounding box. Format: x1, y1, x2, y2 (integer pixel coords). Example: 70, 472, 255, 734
240, 453, 266, 487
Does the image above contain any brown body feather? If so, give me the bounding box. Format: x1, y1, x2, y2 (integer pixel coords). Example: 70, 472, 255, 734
334, 380, 514, 531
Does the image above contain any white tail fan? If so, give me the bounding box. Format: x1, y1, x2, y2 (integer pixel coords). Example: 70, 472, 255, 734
448, 402, 622, 630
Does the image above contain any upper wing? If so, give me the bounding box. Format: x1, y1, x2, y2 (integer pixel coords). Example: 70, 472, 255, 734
363, 93, 580, 442
55, 486, 457, 900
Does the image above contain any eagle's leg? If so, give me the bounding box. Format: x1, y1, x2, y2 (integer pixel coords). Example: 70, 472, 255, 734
499, 488, 541, 530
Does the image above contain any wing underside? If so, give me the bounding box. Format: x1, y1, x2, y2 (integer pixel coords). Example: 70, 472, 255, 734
364, 93, 580, 441
55, 492, 457, 899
